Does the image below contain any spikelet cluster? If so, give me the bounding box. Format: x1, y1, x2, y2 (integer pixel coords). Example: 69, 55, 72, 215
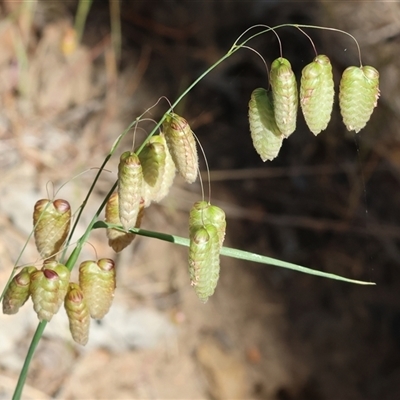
248, 88, 283, 161
33, 199, 71, 260
339, 65, 380, 133
2, 252, 118, 345
300, 55, 334, 135
106, 113, 198, 253
163, 113, 198, 183
79, 258, 116, 319
248, 55, 380, 161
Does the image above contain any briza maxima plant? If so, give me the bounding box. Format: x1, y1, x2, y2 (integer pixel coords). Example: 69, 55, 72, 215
0, 23, 377, 400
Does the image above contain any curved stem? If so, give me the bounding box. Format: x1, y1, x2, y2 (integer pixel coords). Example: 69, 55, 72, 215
135, 49, 238, 155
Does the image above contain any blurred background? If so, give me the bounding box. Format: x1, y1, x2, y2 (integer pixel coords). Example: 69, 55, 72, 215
1, 1, 399, 399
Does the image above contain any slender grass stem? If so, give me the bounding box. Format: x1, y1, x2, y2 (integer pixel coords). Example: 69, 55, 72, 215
12, 321, 47, 400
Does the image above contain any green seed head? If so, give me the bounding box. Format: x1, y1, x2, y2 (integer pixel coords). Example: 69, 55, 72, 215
188, 224, 220, 303
163, 113, 198, 184
30, 263, 70, 321
270, 58, 298, 137
79, 259, 116, 319
300, 54, 335, 135
339, 65, 380, 133
140, 140, 166, 188
33, 199, 71, 260
139, 135, 170, 207
64, 282, 90, 346
2, 266, 37, 315
248, 88, 284, 161
118, 151, 143, 231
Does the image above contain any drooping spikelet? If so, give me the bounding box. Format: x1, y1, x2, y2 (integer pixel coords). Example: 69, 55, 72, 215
105, 192, 136, 252
64, 283, 90, 346
163, 113, 198, 184
339, 65, 380, 133
30, 262, 70, 321
188, 224, 220, 303
2, 266, 37, 315
189, 201, 226, 247
300, 55, 335, 135
248, 88, 284, 161
117, 151, 143, 231
139, 135, 168, 207
79, 258, 116, 319
270, 57, 298, 137
33, 199, 71, 260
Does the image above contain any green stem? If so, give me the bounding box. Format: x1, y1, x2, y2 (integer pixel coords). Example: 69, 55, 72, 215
12, 321, 47, 400
135, 49, 238, 155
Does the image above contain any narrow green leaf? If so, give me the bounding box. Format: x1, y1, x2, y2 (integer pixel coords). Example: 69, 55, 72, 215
94, 222, 375, 285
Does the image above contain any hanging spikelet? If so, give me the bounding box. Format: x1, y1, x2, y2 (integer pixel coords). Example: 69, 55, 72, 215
300, 55, 335, 135
189, 201, 226, 247
118, 151, 143, 231
30, 262, 70, 321
248, 88, 284, 161
339, 65, 380, 133
270, 57, 298, 137
139, 135, 167, 207
163, 113, 198, 184
105, 192, 136, 252
64, 283, 90, 346
2, 266, 37, 315
188, 224, 220, 303
33, 199, 71, 260
79, 258, 116, 319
